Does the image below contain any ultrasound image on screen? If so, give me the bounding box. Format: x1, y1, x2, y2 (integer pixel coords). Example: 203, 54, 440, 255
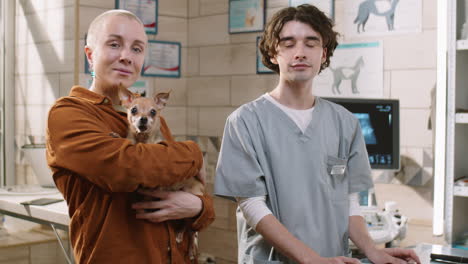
324, 97, 399, 169
331, 101, 395, 168
354, 113, 377, 145
354, 104, 393, 166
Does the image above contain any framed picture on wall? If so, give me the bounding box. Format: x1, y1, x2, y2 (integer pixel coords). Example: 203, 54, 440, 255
256, 36, 274, 74
313, 41, 384, 98
142, 40, 181, 78
229, 0, 265, 34
115, 0, 158, 35
289, 0, 334, 19
344, 0, 422, 37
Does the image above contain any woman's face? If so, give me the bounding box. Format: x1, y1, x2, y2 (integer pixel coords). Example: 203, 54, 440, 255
87, 15, 147, 89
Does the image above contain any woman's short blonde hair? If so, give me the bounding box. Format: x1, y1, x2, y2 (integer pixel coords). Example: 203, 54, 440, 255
86, 9, 144, 48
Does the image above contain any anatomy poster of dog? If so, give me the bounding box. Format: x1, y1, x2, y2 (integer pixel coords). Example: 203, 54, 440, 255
313, 42, 383, 98
344, 0, 421, 37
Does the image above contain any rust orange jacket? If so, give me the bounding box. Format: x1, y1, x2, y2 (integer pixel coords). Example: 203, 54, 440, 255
46, 86, 215, 264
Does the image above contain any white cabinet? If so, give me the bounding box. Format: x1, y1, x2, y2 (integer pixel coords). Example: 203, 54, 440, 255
442, 0, 468, 245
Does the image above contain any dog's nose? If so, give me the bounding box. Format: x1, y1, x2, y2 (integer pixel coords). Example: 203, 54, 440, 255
140, 117, 148, 124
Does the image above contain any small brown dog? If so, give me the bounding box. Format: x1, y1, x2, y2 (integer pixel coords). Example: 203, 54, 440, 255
120, 89, 204, 195
118, 87, 204, 259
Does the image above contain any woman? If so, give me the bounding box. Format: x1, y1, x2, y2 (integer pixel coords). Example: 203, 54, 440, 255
46, 10, 214, 264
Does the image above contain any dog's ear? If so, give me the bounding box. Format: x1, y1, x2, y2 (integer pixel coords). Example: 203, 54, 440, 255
154, 91, 171, 110
119, 88, 135, 108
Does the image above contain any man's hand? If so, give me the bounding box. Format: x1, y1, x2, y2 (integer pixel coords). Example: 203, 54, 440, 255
366, 248, 421, 264
304, 256, 361, 264
349, 215, 421, 264
132, 189, 202, 223
254, 214, 364, 264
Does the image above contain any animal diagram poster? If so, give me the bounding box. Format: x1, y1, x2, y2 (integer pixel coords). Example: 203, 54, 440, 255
344, 0, 421, 37
313, 41, 383, 98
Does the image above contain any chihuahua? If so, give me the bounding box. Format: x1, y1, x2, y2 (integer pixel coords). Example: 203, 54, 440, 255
118, 88, 204, 257
119, 88, 204, 195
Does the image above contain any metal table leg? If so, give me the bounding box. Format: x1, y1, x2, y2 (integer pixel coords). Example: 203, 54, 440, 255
50, 223, 74, 264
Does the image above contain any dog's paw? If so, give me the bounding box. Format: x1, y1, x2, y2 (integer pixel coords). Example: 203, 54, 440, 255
109, 132, 121, 138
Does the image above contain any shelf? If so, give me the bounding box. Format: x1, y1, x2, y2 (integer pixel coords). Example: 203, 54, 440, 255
457, 39, 468, 50
444, 3, 468, 245
455, 113, 468, 123
454, 186, 468, 197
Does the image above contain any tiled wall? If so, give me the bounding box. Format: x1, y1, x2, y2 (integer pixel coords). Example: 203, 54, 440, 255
12, 1, 74, 262
12, 0, 440, 263
15, 0, 75, 185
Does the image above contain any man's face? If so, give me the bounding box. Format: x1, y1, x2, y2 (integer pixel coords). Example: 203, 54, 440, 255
88, 15, 147, 89
271, 20, 327, 83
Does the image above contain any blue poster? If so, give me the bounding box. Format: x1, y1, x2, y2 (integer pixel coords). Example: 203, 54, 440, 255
256, 37, 274, 74
229, 0, 265, 34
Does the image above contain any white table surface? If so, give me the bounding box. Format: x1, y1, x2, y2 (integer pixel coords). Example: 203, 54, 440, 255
0, 188, 69, 230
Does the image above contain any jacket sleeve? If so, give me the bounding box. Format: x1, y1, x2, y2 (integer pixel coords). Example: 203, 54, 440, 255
190, 193, 215, 231
46, 101, 203, 193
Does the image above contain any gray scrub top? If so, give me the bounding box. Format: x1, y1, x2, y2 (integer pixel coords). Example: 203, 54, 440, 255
214, 96, 374, 263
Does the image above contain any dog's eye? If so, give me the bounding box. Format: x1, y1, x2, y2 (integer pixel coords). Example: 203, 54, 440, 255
150, 109, 157, 116
131, 107, 137, 115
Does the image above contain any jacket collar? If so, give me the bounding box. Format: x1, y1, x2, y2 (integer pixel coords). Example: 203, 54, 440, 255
69, 86, 111, 105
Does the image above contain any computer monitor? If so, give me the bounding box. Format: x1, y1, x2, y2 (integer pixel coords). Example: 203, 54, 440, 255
324, 98, 400, 170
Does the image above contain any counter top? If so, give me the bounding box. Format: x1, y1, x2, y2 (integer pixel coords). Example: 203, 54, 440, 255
0, 188, 69, 230
410, 243, 468, 264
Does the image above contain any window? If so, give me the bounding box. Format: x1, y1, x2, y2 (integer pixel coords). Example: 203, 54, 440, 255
0, 0, 15, 187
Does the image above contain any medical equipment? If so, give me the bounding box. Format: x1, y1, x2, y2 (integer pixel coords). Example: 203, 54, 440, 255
352, 190, 408, 249
361, 201, 408, 247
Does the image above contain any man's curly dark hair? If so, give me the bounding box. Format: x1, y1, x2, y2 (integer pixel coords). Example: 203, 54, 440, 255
259, 4, 339, 74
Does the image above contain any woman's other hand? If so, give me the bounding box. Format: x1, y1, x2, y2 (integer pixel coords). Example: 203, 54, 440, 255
132, 189, 202, 223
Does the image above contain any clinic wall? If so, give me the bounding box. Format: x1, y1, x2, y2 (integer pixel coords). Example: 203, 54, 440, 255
14, 0, 75, 185
11, 1, 74, 263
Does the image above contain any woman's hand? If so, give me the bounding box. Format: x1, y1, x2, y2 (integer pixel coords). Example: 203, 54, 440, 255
132, 189, 202, 223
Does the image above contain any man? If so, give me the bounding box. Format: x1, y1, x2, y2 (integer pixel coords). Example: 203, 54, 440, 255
47, 10, 214, 263
215, 5, 420, 264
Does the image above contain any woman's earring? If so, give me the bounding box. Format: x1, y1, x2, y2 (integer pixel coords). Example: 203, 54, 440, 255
91, 71, 95, 78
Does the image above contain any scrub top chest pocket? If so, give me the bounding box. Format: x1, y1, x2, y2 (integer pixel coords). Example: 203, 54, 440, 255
326, 155, 349, 201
